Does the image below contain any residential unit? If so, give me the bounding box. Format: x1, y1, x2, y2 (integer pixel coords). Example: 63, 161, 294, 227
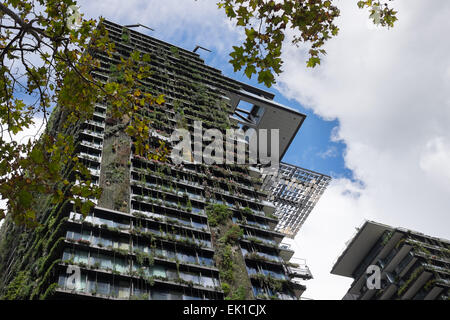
0, 20, 314, 300
261, 163, 331, 238
331, 220, 450, 300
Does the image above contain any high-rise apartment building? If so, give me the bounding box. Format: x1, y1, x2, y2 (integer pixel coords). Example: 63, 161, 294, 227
331, 220, 450, 300
0, 20, 314, 300
261, 163, 330, 238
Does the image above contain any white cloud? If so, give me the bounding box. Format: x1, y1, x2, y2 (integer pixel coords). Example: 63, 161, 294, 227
277, 1, 450, 299
419, 136, 450, 191
286, 179, 367, 300
317, 146, 338, 159
78, 0, 240, 60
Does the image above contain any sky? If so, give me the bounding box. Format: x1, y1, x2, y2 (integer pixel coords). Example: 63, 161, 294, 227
4, 0, 449, 300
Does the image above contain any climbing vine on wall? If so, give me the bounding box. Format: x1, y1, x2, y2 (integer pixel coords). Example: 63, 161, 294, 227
206, 204, 253, 299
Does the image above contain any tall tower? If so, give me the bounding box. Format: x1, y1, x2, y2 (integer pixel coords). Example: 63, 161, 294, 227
0, 20, 314, 300
331, 221, 450, 300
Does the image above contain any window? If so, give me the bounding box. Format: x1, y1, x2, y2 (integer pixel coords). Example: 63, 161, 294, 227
169, 291, 183, 299
278, 292, 295, 300
154, 248, 164, 257
246, 266, 257, 275
177, 252, 197, 264
262, 269, 286, 280
58, 274, 66, 288
97, 280, 110, 295
74, 250, 88, 264
191, 221, 205, 229
200, 239, 211, 248
134, 243, 146, 253
118, 280, 130, 299
87, 276, 97, 294
117, 219, 130, 230
97, 217, 113, 227
179, 218, 192, 227
133, 287, 148, 298
164, 249, 176, 260
70, 212, 83, 222
191, 207, 203, 214
151, 289, 169, 300
166, 269, 178, 280
99, 235, 113, 248
114, 257, 129, 273
180, 271, 200, 284
81, 230, 91, 241
151, 265, 167, 278
115, 237, 129, 250
199, 275, 216, 287
77, 274, 87, 292
199, 255, 213, 266
84, 215, 94, 224
66, 230, 78, 240
62, 248, 73, 261
252, 285, 264, 297
99, 253, 112, 270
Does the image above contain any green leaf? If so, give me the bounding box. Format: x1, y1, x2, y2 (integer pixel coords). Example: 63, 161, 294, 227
306, 57, 321, 68
244, 65, 256, 79
18, 190, 32, 208
257, 70, 275, 87
30, 147, 44, 164
156, 95, 165, 104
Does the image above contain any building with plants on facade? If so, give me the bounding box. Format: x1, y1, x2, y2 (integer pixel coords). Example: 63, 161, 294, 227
0, 19, 316, 300
331, 220, 450, 300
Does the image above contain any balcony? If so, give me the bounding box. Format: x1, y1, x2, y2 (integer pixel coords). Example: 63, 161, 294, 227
288, 278, 307, 298
85, 119, 105, 128
351, 230, 391, 282
56, 262, 222, 298
69, 214, 213, 251
285, 259, 313, 280
262, 200, 276, 216
129, 209, 209, 234
80, 140, 103, 150
78, 152, 102, 163
279, 243, 295, 262
248, 166, 262, 178
82, 129, 104, 139
88, 168, 101, 177
93, 111, 106, 118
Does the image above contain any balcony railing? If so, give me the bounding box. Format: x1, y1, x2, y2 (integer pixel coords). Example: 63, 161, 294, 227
285, 257, 313, 279
80, 140, 103, 150
82, 129, 104, 138
79, 152, 101, 163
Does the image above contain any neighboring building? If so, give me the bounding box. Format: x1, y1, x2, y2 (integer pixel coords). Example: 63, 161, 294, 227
0, 20, 314, 300
261, 163, 331, 238
331, 220, 450, 300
